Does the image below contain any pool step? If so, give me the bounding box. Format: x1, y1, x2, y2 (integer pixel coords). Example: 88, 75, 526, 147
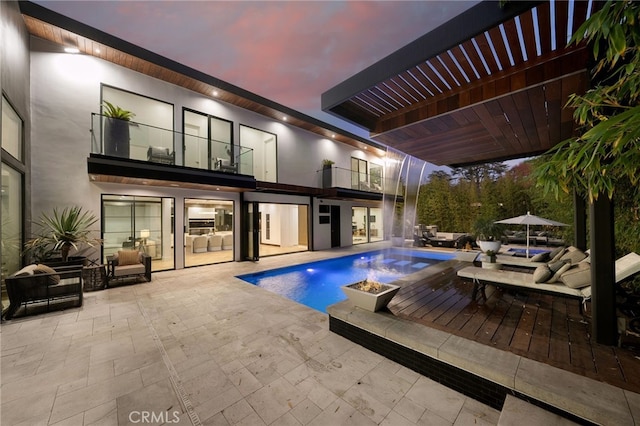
498, 395, 579, 425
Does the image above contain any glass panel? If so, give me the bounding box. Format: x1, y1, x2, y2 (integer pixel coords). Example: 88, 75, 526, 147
102, 195, 174, 271
101, 86, 174, 161
370, 164, 383, 192
352, 206, 368, 244
184, 111, 209, 169
2, 96, 23, 161
185, 198, 233, 267
240, 125, 277, 182
258, 203, 308, 256
369, 207, 383, 242
1, 164, 23, 305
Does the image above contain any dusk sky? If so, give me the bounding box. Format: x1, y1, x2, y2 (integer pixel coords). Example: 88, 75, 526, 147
35, 0, 479, 138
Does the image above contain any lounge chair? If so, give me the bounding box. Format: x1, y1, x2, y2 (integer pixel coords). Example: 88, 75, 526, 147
491, 246, 583, 269
458, 252, 640, 309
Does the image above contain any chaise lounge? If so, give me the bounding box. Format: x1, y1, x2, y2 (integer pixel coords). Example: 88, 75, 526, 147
458, 252, 640, 308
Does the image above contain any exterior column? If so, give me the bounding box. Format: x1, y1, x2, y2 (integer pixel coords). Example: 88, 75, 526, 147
573, 190, 587, 251
589, 195, 617, 345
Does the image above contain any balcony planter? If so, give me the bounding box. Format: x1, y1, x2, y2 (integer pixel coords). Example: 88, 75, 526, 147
322, 159, 334, 188
341, 280, 400, 312
102, 102, 134, 159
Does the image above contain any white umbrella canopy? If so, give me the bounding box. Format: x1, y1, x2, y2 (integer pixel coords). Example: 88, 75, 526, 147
495, 212, 568, 258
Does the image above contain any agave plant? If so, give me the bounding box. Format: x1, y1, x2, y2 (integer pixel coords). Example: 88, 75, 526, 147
102, 101, 135, 121
24, 206, 101, 262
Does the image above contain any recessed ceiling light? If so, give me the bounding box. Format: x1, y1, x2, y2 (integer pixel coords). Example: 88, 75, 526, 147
95, 48, 101, 54
213, 90, 219, 97
170, 183, 179, 187
332, 134, 336, 138
64, 46, 79, 54
216, 187, 220, 190
282, 116, 287, 121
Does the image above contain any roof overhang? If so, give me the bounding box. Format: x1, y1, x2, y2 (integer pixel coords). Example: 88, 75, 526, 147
322, 0, 596, 167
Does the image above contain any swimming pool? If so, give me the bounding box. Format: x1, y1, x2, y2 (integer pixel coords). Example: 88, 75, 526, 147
237, 248, 454, 313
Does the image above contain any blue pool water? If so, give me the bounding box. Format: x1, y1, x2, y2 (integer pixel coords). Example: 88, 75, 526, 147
237, 248, 454, 313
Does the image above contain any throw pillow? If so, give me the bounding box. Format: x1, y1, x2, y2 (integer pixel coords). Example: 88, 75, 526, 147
34, 264, 61, 285
548, 246, 566, 263
561, 264, 591, 289
13, 264, 38, 277
560, 248, 587, 264
533, 265, 553, 283
530, 252, 549, 262
549, 262, 572, 283
117, 250, 140, 266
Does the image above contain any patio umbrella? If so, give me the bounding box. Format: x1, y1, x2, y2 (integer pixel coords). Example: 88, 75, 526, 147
495, 212, 568, 258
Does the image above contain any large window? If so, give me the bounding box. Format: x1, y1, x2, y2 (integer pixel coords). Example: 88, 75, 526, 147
240, 125, 277, 182
352, 206, 383, 244
185, 198, 234, 267
100, 86, 174, 161
1, 96, 25, 306
2, 97, 22, 161
102, 195, 174, 271
183, 110, 232, 171
259, 203, 308, 256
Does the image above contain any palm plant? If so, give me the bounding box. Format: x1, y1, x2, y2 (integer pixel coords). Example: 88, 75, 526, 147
102, 101, 135, 120
24, 206, 101, 263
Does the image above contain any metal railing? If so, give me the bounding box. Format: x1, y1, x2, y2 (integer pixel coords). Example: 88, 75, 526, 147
90, 113, 253, 175
317, 166, 392, 194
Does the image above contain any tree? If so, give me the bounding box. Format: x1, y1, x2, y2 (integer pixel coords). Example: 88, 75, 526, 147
533, 0, 640, 201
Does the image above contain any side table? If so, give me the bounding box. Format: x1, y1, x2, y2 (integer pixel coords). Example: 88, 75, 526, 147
82, 264, 107, 291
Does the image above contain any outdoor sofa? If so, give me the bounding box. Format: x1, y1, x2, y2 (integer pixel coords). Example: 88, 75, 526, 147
458, 251, 640, 311
3, 264, 83, 320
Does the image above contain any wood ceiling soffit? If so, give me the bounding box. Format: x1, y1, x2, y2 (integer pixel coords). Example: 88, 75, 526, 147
371, 47, 588, 136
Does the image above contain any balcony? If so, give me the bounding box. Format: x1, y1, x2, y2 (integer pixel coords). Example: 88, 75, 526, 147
90, 113, 253, 174
88, 113, 256, 191
317, 166, 394, 201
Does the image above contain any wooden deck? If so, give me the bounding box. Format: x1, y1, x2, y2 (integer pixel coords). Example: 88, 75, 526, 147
387, 262, 640, 394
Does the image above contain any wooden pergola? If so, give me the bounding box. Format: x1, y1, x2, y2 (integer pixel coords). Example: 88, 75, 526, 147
322, 0, 618, 345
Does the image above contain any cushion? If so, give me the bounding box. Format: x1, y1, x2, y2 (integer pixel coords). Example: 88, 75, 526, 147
561, 263, 592, 289
548, 246, 566, 263
533, 265, 553, 283
548, 260, 567, 274
117, 250, 140, 266
560, 248, 587, 264
34, 264, 61, 285
530, 251, 549, 262
549, 262, 572, 283
13, 264, 38, 277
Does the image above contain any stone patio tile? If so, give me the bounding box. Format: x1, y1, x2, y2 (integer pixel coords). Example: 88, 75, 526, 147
356, 365, 414, 408
0, 388, 57, 425
515, 357, 632, 425
49, 369, 143, 424
454, 397, 500, 426
139, 360, 171, 387
405, 376, 465, 423
221, 398, 255, 424
290, 397, 322, 424
625, 390, 640, 425
82, 399, 118, 425
227, 366, 264, 397
89, 336, 136, 365
392, 396, 426, 423
49, 412, 84, 426
438, 334, 520, 388
380, 409, 419, 426
195, 386, 244, 423
342, 382, 393, 424
497, 394, 576, 426
116, 379, 183, 424
307, 399, 376, 426
245, 376, 305, 424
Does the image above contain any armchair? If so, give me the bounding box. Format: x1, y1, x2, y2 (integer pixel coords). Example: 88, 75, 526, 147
107, 250, 151, 286
213, 157, 238, 173
147, 146, 175, 165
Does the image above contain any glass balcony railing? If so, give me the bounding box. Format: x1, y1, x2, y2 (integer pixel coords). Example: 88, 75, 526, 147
317, 166, 392, 194
90, 113, 253, 175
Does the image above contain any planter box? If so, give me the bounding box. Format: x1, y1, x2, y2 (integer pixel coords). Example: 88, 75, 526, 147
341, 281, 400, 312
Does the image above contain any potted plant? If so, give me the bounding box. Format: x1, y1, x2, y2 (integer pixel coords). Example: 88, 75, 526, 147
24, 206, 101, 266
341, 279, 400, 312
321, 159, 334, 188
481, 249, 502, 269
102, 101, 135, 158
473, 218, 503, 254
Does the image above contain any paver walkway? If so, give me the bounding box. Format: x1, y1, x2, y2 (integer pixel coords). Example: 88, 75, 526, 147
1, 248, 499, 425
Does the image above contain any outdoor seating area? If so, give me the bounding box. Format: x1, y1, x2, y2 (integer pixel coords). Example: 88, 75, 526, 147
3, 264, 83, 320
106, 250, 152, 286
